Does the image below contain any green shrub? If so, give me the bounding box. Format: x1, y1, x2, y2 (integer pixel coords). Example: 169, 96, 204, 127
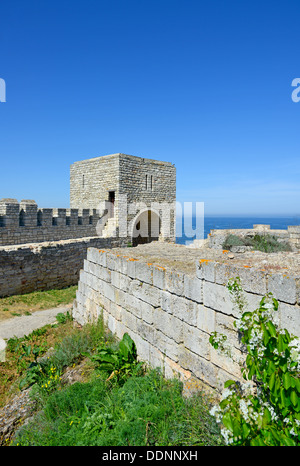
209, 278, 300, 446
222, 234, 245, 249
222, 233, 291, 253
251, 234, 291, 253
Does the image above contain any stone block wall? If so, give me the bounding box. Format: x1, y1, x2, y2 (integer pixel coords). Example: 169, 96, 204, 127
73, 248, 300, 393
0, 237, 127, 298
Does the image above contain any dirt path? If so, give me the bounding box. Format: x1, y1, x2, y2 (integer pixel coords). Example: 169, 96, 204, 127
0, 304, 72, 340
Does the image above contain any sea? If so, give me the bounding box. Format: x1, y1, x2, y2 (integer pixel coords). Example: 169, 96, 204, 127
176, 215, 300, 246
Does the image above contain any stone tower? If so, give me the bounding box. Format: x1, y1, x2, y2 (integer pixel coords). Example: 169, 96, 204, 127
70, 153, 176, 245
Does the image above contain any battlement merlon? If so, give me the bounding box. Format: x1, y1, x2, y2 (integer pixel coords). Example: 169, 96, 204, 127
0, 199, 101, 229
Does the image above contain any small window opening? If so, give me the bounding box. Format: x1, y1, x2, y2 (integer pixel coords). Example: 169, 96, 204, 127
19, 209, 25, 227
37, 210, 43, 227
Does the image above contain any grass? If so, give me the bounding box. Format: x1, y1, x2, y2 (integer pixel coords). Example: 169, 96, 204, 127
0, 295, 223, 446
13, 369, 222, 447
0, 286, 77, 322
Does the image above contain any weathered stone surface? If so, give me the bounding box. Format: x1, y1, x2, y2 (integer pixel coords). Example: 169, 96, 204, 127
73, 244, 300, 395
0, 388, 37, 445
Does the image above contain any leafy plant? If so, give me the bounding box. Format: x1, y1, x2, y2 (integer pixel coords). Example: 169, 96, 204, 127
209, 278, 300, 446
56, 311, 72, 324
251, 234, 291, 253
88, 332, 143, 383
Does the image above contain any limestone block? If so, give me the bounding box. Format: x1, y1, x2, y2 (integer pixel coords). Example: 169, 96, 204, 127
163, 356, 192, 383
170, 294, 197, 326
196, 304, 216, 334
114, 255, 128, 275
86, 248, 107, 267
177, 346, 218, 388
182, 323, 210, 360
135, 261, 153, 285
118, 273, 131, 292
203, 281, 262, 318
196, 260, 215, 282
148, 345, 165, 372
112, 288, 126, 308
122, 309, 138, 333
139, 300, 154, 325
154, 309, 183, 344
161, 290, 173, 314
165, 269, 185, 296
109, 302, 122, 321
152, 265, 166, 289
129, 330, 151, 363
111, 270, 120, 288
183, 275, 202, 302
214, 311, 240, 348
203, 281, 236, 317
130, 280, 161, 307
215, 262, 233, 286
93, 263, 111, 283
268, 273, 300, 305
126, 258, 137, 279
124, 293, 143, 319
278, 302, 300, 338
210, 341, 244, 376
136, 319, 156, 345
154, 328, 180, 362
106, 253, 117, 271
100, 281, 116, 302
106, 313, 117, 334
215, 263, 267, 295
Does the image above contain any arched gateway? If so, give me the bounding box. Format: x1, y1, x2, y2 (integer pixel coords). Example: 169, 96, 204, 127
131, 209, 161, 247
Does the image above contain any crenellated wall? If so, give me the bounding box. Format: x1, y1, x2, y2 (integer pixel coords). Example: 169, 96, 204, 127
0, 199, 102, 246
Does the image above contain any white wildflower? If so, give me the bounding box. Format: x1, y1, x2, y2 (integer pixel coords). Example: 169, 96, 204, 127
221, 388, 233, 400
221, 427, 234, 445
239, 399, 250, 422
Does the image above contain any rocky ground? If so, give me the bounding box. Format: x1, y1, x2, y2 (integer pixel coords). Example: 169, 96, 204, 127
109, 241, 300, 276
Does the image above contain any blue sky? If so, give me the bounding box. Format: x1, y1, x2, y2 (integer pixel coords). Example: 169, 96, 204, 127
0, 0, 299, 216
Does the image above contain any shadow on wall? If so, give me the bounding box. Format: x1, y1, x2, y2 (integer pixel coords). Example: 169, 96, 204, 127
131, 209, 161, 247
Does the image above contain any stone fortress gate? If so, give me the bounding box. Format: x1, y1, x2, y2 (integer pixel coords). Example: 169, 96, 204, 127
70, 153, 176, 246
